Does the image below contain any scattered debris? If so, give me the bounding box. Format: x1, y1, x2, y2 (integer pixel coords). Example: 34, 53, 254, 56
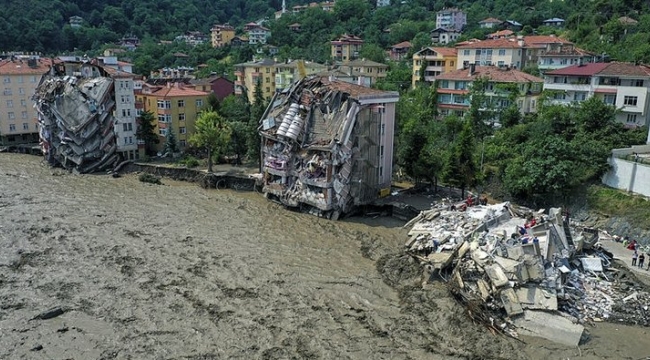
30, 306, 67, 321
30, 344, 43, 352
405, 201, 650, 346
259, 76, 399, 219
33, 61, 118, 173
138, 173, 161, 185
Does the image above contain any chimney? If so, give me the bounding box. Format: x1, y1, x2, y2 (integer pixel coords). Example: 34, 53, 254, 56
469, 63, 476, 75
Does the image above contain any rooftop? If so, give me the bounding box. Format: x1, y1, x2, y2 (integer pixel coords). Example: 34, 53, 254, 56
523, 35, 571, 46
414, 47, 458, 57
457, 38, 523, 49
391, 41, 412, 49
150, 83, 210, 97
0, 57, 54, 75
341, 58, 389, 68
479, 17, 502, 23
546, 62, 650, 77
435, 66, 543, 83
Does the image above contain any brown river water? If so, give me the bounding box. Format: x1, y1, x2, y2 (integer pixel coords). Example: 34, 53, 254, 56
1, 153, 649, 360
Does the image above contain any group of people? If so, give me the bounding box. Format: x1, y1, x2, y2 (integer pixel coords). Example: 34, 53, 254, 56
628, 239, 650, 270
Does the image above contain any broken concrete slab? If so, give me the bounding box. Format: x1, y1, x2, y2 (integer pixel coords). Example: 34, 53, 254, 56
513, 310, 584, 347
515, 287, 558, 311
580, 257, 603, 272
485, 264, 509, 288
501, 288, 524, 316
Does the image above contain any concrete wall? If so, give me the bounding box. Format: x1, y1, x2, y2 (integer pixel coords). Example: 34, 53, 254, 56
602, 144, 650, 197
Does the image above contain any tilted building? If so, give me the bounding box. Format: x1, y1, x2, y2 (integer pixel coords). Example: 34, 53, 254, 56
259, 76, 399, 219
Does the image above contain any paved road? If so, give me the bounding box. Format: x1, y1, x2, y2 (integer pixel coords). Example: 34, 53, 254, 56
599, 234, 650, 279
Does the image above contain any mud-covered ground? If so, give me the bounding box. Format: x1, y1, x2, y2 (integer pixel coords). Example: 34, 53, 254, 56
1, 154, 650, 360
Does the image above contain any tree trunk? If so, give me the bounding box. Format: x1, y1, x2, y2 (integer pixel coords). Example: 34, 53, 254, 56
207, 146, 213, 173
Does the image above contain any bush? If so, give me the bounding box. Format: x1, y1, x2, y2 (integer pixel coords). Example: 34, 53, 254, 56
184, 156, 200, 168
138, 173, 161, 185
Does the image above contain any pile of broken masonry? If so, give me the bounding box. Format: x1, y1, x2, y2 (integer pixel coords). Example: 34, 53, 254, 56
404, 201, 650, 347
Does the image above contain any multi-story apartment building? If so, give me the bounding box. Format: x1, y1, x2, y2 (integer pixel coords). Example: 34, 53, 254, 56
538, 44, 598, 72
247, 24, 271, 45
210, 24, 235, 48
333, 59, 389, 87
97, 57, 138, 160
0, 56, 53, 146
436, 8, 467, 32
412, 47, 458, 87
544, 62, 650, 127
331, 34, 364, 62
456, 38, 525, 69
435, 65, 543, 118
137, 82, 209, 152
275, 60, 328, 91
234, 58, 278, 101
430, 28, 461, 45
521, 35, 572, 69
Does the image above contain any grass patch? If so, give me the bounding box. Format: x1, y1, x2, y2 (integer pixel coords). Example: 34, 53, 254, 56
587, 185, 650, 229
138, 173, 162, 185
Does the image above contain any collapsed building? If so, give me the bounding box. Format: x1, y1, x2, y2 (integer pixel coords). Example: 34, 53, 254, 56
258, 76, 399, 219
405, 202, 649, 346
33, 61, 118, 173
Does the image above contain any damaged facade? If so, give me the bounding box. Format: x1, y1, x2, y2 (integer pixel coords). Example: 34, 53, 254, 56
259, 76, 398, 219
405, 201, 649, 346
33, 61, 119, 173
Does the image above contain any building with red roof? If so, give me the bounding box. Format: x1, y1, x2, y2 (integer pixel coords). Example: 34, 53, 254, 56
412, 47, 458, 88
434, 65, 543, 118
544, 62, 650, 127
389, 41, 412, 61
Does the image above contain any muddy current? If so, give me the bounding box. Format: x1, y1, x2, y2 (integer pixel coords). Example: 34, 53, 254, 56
1, 154, 649, 360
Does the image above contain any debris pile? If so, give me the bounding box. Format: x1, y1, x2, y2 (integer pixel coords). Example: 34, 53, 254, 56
33, 62, 118, 173
405, 201, 649, 346
259, 76, 399, 219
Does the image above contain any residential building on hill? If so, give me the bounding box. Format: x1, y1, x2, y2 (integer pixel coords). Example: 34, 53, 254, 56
479, 17, 502, 29
430, 28, 461, 45
542, 18, 565, 27
436, 8, 466, 32
456, 38, 525, 69
412, 47, 457, 88
538, 44, 598, 72
136, 83, 209, 152
389, 41, 412, 61
247, 24, 271, 45
189, 76, 234, 101
334, 59, 389, 87
234, 58, 278, 101
331, 34, 364, 62
210, 24, 235, 48
175, 31, 209, 46
543, 62, 650, 127
521, 35, 572, 69
275, 60, 328, 91
0, 56, 53, 146
434, 65, 543, 119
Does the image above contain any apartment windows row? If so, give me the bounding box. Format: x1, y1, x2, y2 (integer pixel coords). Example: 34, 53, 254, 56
123, 136, 134, 144
157, 99, 203, 109
156, 113, 187, 123
3, 76, 38, 84
122, 122, 133, 132
7, 123, 31, 131
3, 111, 30, 119
121, 109, 132, 117
4, 98, 29, 107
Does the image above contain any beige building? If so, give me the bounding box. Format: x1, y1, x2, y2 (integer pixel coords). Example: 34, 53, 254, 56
234, 58, 278, 101
275, 60, 328, 91
334, 59, 389, 87
211, 24, 235, 48
0, 56, 53, 146
412, 47, 458, 88
331, 34, 364, 62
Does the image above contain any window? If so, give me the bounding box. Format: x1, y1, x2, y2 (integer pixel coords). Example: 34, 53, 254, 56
179, 127, 186, 134
179, 113, 185, 121
177, 100, 185, 107
17, 76, 23, 83
22, 123, 29, 130
634, 79, 644, 87
463, 50, 470, 56
157, 100, 171, 109
21, 111, 27, 119
624, 96, 638, 106
498, 49, 506, 56
439, 80, 449, 88
124, 136, 128, 144
157, 114, 171, 123
3, 88, 11, 95
454, 81, 467, 90
179, 140, 187, 147
19, 88, 24, 94
265, 77, 270, 83
30, 76, 37, 83
8, 112, 14, 119
450, 61, 454, 67
3, 76, 10, 83
129, 136, 133, 144
627, 114, 638, 123
603, 94, 616, 105
9, 124, 15, 131
574, 92, 586, 101
20, 99, 26, 107
196, 99, 203, 107
381, 123, 385, 135
122, 123, 133, 132
120, 95, 130, 103
123, 123, 128, 132
158, 128, 168, 136
266, 87, 270, 92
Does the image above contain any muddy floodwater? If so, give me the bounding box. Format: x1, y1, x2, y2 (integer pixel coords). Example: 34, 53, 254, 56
1, 154, 649, 360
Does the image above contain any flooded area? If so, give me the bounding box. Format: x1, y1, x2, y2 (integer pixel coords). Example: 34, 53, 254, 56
1, 153, 649, 360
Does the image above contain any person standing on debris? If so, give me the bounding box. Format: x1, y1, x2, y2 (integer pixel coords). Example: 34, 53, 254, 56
632, 250, 638, 267
638, 252, 645, 268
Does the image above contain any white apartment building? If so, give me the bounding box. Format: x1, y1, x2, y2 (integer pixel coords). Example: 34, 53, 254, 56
544, 62, 650, 127
456, 38, 524, 69
436, 8, 466, 32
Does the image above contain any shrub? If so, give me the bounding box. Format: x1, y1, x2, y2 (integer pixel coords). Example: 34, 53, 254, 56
138, 173, 161, 185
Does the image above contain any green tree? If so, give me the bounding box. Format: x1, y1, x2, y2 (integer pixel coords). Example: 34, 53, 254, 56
135, 110, 159, 156
442, 120, 477, 199
359, 43, 387, 63
190, 111, 232, 172
207, 92, 220, 112
163, 126, 179, 155
467, 77, 493, 139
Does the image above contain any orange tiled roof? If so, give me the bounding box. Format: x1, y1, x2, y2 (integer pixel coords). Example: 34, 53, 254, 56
479, 17, 502, 23
488, 30, 514, 38
392, 41, 412, 49
523, 35, 571, 46
457, 38, 523, 49
0, 58, 54, 75
151, 84, 210, 97
435, 66, 543, 83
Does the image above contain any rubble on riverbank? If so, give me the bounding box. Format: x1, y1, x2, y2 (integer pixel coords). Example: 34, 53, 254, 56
405, 201, 650, 346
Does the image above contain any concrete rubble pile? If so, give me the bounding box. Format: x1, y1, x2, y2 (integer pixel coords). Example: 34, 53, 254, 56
33, 62, 118, 173
405, 201, 649, 346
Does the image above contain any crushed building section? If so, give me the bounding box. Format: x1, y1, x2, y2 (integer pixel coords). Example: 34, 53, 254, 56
259, 76, 398, 219
34, 62, 118, 173
405, 201, 650, 346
